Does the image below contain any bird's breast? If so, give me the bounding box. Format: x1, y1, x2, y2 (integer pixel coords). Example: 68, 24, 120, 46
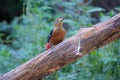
50, 28, 66, 45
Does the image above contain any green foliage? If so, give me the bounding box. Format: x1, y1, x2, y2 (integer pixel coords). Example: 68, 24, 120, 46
0, 0, 120, 80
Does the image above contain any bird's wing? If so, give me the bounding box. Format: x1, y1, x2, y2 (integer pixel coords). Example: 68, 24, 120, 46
47, 29, 53, 42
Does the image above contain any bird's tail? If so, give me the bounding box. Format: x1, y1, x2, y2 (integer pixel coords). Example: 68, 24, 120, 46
45, 43, 51, 50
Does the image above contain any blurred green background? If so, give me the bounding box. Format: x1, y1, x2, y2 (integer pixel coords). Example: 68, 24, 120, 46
0, 0, 120, 80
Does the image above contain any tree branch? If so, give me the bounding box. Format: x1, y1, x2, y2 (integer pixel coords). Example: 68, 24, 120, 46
1, 14, 120, 80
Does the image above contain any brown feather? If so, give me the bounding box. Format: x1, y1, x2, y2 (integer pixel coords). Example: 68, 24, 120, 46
49, 27, 66, 45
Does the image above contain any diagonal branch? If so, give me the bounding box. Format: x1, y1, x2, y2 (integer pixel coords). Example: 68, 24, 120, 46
1, 14, 120, 80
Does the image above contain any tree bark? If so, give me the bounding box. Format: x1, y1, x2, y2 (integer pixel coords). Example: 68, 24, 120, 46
1, 14, 120, 80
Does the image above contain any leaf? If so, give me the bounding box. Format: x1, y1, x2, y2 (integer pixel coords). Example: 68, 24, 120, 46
115, 7, 120, 11
87, 7, 105, 13
41, 6, 53, 10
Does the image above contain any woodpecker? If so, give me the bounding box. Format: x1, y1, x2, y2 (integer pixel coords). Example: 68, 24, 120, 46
45, 18, 66, 50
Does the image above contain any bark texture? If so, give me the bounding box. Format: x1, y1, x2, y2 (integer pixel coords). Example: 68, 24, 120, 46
1, 14, 120, 80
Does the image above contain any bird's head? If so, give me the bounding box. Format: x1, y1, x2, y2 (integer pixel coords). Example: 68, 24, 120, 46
54, 18, 64, 27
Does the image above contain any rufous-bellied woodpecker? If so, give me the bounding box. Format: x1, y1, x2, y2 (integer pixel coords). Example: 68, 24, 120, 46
45, 18, 66, 50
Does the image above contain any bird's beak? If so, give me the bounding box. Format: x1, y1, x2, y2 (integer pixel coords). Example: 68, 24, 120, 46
60, 18, 64, 22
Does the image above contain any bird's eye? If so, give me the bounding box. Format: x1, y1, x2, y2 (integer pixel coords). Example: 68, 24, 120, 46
56, 19, 59, 23
57, 20, 59, 22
